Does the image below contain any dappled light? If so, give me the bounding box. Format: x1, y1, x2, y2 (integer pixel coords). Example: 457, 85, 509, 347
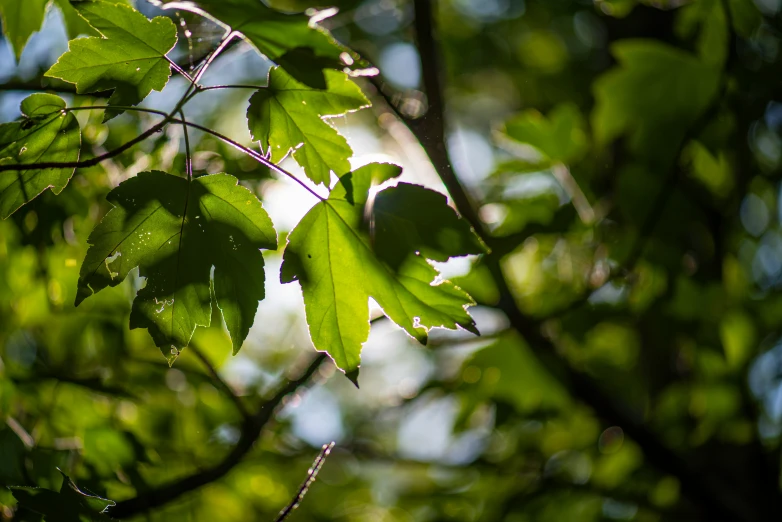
1, 0, 782, 521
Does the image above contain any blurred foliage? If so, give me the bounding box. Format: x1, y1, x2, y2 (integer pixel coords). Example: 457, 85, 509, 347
1, 0, 782, 521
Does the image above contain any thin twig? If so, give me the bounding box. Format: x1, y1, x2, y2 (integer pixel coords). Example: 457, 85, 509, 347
273, 442, 335, 522
179, 109, 193, 180
0, 31, 236, 176
0, 116, 170, 172
2, 104, 323, 202
198, 84, 264, 92
189, 345, 249, 420
65, 105, 169, 118
166, 56, 194, 83
193, 32, 237, 85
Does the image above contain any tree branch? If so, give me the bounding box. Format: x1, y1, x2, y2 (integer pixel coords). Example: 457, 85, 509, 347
410, 0, 483, 235
274, 441, 335, 522
189, 345, 250, 420
109, 353, 327, 519
408, 1, 755, 521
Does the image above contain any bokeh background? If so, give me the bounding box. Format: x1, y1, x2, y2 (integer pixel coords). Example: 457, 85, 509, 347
3, 0, 782, 520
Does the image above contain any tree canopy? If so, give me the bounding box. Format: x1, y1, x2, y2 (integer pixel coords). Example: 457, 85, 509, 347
1, 0, 781, 521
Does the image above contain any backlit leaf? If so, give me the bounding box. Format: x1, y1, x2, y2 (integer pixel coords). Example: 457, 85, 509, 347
247, 66, 369, 186
0, 94, 81, 219
76, 171, 277, 360
281, 163, 485, 375
45, 0, 177, 121
0, 0, 48, 61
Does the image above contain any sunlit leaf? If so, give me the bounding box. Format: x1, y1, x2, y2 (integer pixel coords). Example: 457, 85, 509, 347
76, 171, 277, 360
247, 66, 369, 186
0, 94, 81, 219
45, 0, 177, 121
281, 163, 485, 375
0, 0, 48, 61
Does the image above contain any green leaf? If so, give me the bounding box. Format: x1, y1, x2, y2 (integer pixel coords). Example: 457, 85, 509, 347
675, 0, 728, 68
370, 183, 489, 270
11, 471, 114, 522
76, 171, 277, 359
281, 163, 485, 375
159, 0, 362, 87
0, 428, 26, 485
54, 0, 100, 39
0, 94, 81, 219
592, 40, 721, 157
501, 103, 587, 165
45, 0, 177, 121
248, 66, 369, 186
0, 0, 48, 62
727, 0, 762, 37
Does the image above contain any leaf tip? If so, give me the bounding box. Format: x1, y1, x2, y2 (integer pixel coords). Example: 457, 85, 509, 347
345, 367, 360, 388
166, 346, 181, 366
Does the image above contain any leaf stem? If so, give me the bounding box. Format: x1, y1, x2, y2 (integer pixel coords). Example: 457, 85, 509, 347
170, 117, 325, 202
197, 84, 264, 92
64, 106, 169, 118
166, 56, 194, 83
179, 109, 193, 180
0, 117, 168, 172
0, 31, 236, 175
192, 31, 238, 86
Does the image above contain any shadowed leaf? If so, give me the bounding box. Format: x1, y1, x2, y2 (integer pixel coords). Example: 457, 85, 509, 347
76, 171, 276, 360
0, 94, 81, 219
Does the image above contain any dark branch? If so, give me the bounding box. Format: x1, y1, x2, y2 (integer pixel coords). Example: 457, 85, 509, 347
408, 1, 754, 521
410, 0, 483, 236
188, 345, 250, 421
0, 116, 171, 173
109, 354, 327, 519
